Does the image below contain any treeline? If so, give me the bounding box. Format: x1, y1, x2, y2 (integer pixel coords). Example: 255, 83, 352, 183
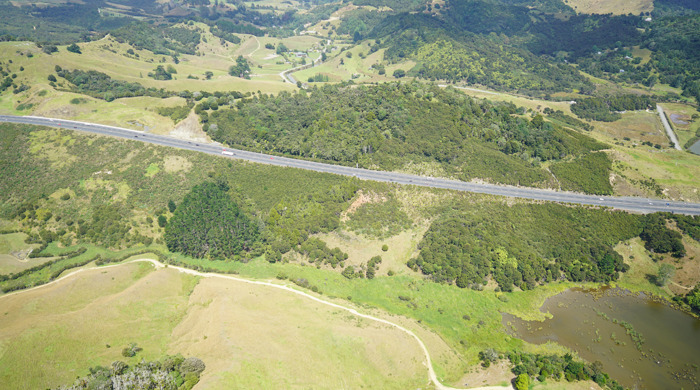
157, 102, 194, 123
543, 108, 593, 132
641, 213, 700, 258
479, 350, 623, 390
56, 68, 172, 101
55, 355, 205, 390
110, 22, 201, 55
407, 203, 641, 291
571, 95, 656, 122
298, 237, 348, 268
205, 82, 609, 190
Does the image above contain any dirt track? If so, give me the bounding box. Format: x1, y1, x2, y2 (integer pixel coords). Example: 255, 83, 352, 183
1, 259, 513, 390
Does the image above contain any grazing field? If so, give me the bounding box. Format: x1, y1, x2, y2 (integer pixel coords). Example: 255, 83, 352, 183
0, 261, 433, 389
563, 0, 653, 15
0, 262, 192, 389
594, 110, 669, 146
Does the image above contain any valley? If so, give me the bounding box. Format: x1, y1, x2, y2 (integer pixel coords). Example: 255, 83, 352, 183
0, 0, 699, 389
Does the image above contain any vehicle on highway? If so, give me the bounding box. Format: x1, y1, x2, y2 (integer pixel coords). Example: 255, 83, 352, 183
222, 150, 234, 156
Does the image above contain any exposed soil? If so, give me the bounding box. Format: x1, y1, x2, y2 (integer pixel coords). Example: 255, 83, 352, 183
168, 111, 211, 143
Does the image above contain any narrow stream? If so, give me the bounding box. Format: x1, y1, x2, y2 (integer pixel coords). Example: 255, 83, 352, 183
503, 287, 700, 389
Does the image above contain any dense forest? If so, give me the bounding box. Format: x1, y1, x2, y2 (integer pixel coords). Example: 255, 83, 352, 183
570, 95, 657, 122
370, 13, 595, 95
110, 22, 201, 56
205, 82, 609, 191
164, 181, 260, 259
408, 204, 698, 291
407, 203, 640, 291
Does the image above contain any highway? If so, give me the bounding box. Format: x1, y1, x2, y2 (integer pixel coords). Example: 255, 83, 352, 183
2, 114, 700, 215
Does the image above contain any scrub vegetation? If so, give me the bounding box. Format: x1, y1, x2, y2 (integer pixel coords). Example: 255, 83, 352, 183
0, 0, 699, 388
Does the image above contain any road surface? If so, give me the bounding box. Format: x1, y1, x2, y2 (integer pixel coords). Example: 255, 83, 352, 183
657, 104, 682, 151
2, 114, 699, 215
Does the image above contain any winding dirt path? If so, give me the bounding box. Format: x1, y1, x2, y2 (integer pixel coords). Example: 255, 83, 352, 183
1, 259, 512, 390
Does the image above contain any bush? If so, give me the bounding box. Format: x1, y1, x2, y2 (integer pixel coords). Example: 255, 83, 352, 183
514, 373, 529, 390
180, 357, 206, 375
42, 45, 58, 54
66, 43, 81, 54
121, 343, 142, 358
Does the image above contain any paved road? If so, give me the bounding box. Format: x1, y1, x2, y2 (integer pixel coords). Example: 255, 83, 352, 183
657, 104, 683, 151
2, 114, 700, 215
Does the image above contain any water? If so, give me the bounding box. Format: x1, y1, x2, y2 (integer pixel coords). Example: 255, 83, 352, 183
502, 287, 700, 389
690, 139, 700, 155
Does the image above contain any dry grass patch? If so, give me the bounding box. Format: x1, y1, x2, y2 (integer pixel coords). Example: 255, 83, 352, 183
316, 225, 427, 277
615, 237, 669, 297
340, 190, 386, 222
0, 262, 196, 389
456, 360, 512, 388
166, 110, 210, 141
170, 276, 428, 389
563, 0, 653, 15
27, 129, 77, 169
608, 145, 700, 201
163, 155, 192, 173
594, 110, 668, 146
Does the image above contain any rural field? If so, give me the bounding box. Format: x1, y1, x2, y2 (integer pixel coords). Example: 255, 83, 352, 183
0, 0, 699, 389
0, 261, 431, 389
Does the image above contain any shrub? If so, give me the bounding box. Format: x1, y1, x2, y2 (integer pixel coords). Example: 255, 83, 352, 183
66, 43, 81, 54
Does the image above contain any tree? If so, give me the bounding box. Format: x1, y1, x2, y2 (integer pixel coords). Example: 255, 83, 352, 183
168, 200, 177, 213
47, 74, 57, 82
514, 373, 529, 390
42, 45, 58, 54
66, 43, 81, 54
149, 65, 172, 80
393, 69, 406, 78
205, 71, 213, 80
342, 265, 356, 279
657, 264, 675, 286
157, 215, 168, 228
228, 56, 250, 79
